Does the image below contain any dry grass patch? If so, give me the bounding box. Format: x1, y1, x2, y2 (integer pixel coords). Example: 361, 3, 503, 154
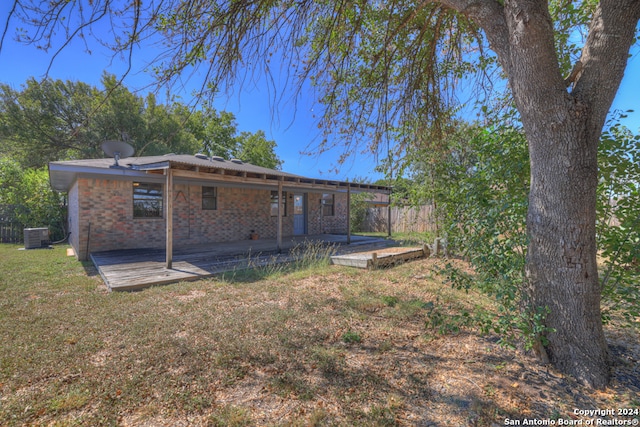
0, 244, 638, 426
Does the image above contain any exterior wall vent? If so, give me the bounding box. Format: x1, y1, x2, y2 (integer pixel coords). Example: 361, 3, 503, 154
24, 227, 50, 249
230, 158, 243, 164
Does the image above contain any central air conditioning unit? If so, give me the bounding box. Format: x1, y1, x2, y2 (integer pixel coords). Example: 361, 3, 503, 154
24, 227, 50, 249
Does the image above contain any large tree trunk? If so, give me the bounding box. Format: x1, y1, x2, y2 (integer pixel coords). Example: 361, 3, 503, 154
505, 7, 615, 387
494, 2, 612, 387
508, 1, 640, 388
525, 108, 610, 388
453, 0, 640, 388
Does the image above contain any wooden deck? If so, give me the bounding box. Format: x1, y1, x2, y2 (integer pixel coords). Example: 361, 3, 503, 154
330, 246, 427, 269
91, 234, 391, 291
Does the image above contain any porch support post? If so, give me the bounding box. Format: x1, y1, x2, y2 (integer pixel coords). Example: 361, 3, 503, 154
347, 185, 351, 244
166, 168, 174, 269
277, 179, 283, 252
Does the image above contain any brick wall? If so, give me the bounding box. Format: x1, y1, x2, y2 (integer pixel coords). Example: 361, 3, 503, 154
72, 177, 165, 260
307, 192, 348, 235
69, 178, 352, 260
173, 185, 295, 244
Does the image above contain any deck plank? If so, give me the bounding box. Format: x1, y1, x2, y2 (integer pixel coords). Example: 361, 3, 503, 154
91, 234, 391, 291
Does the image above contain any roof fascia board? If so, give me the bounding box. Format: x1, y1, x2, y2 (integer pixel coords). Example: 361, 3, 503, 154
79, 172, 166, 184
173, 177, 370, 194
170, 169, 390, 193
49, 161, 391, 193
49, 164, 159, 192
49, 163, 153, 178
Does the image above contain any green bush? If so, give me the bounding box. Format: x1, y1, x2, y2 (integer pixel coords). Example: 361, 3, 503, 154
0, 157, 66, 241
596, 120, 640, 324
401, 114, 640, 344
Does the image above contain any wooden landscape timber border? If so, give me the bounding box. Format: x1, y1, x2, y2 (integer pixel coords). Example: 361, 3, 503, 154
330, 245, 429, 269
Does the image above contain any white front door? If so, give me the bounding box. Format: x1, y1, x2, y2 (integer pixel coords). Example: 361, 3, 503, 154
293, 194, 306, 235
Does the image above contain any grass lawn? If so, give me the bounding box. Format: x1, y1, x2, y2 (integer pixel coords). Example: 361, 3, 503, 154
0, 244, 638, 426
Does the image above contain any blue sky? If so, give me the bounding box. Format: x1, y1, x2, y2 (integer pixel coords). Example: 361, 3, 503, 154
0, 6, 638, 182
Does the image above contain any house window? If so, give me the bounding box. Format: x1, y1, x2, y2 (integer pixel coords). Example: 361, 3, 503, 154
133, 182, 163, 218
322, 193, 334, 216
202, 186, 217, 210
270, 191, 287, 216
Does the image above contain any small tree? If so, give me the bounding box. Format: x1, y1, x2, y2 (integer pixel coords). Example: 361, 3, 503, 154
410, 116, 639, 344
0, 158, 66, 240
349, 191, 374, 233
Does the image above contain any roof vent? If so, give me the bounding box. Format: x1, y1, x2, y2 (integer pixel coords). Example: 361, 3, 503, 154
195, 153, 209, 160
230, 158, 243, 164
211, 156, 225, 162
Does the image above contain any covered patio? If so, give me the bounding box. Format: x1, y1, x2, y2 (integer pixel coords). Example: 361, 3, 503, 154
91, 234, 391, 291
49, 154, 392, 263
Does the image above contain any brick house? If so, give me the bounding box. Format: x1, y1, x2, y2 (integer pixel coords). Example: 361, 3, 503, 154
49, 154, 390, 263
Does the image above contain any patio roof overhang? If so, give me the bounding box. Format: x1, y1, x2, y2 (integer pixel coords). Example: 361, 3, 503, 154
49, 154, 391, 199
49, 154, 393, 269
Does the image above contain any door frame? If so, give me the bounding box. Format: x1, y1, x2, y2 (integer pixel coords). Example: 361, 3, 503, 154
293, 193, 307, 235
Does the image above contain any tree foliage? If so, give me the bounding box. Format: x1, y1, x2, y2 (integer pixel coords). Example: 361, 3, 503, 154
597, 117, 640, 325
0, 157, 66, 240
401, 120, 531, 344
0, 75, 282, 169
236, 130, 282, 170
0, 75, 284, 239
2, 2, 638, 166
0, 78, 99, 167
185, 106, 283, 169
405, 114, 640, 338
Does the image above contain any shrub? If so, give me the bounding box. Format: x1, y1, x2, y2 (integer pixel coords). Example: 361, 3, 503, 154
0, 157, 66, 240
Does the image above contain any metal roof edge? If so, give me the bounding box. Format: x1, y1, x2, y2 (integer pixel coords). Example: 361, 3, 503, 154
48, 158, 392, 193
49, 163, 156, 192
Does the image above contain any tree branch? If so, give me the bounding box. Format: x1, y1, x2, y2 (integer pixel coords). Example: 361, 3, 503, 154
573, 0, 640, 130
438, 0, 510, 70
0, 0, 18, 54
45, 2, 110, 77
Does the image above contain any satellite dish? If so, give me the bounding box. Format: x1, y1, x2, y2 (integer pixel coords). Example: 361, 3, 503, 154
102, 140, 134, 167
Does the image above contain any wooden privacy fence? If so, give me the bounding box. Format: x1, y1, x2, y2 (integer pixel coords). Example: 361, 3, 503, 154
361, 205, 437, 233
0, 204, 23, 243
